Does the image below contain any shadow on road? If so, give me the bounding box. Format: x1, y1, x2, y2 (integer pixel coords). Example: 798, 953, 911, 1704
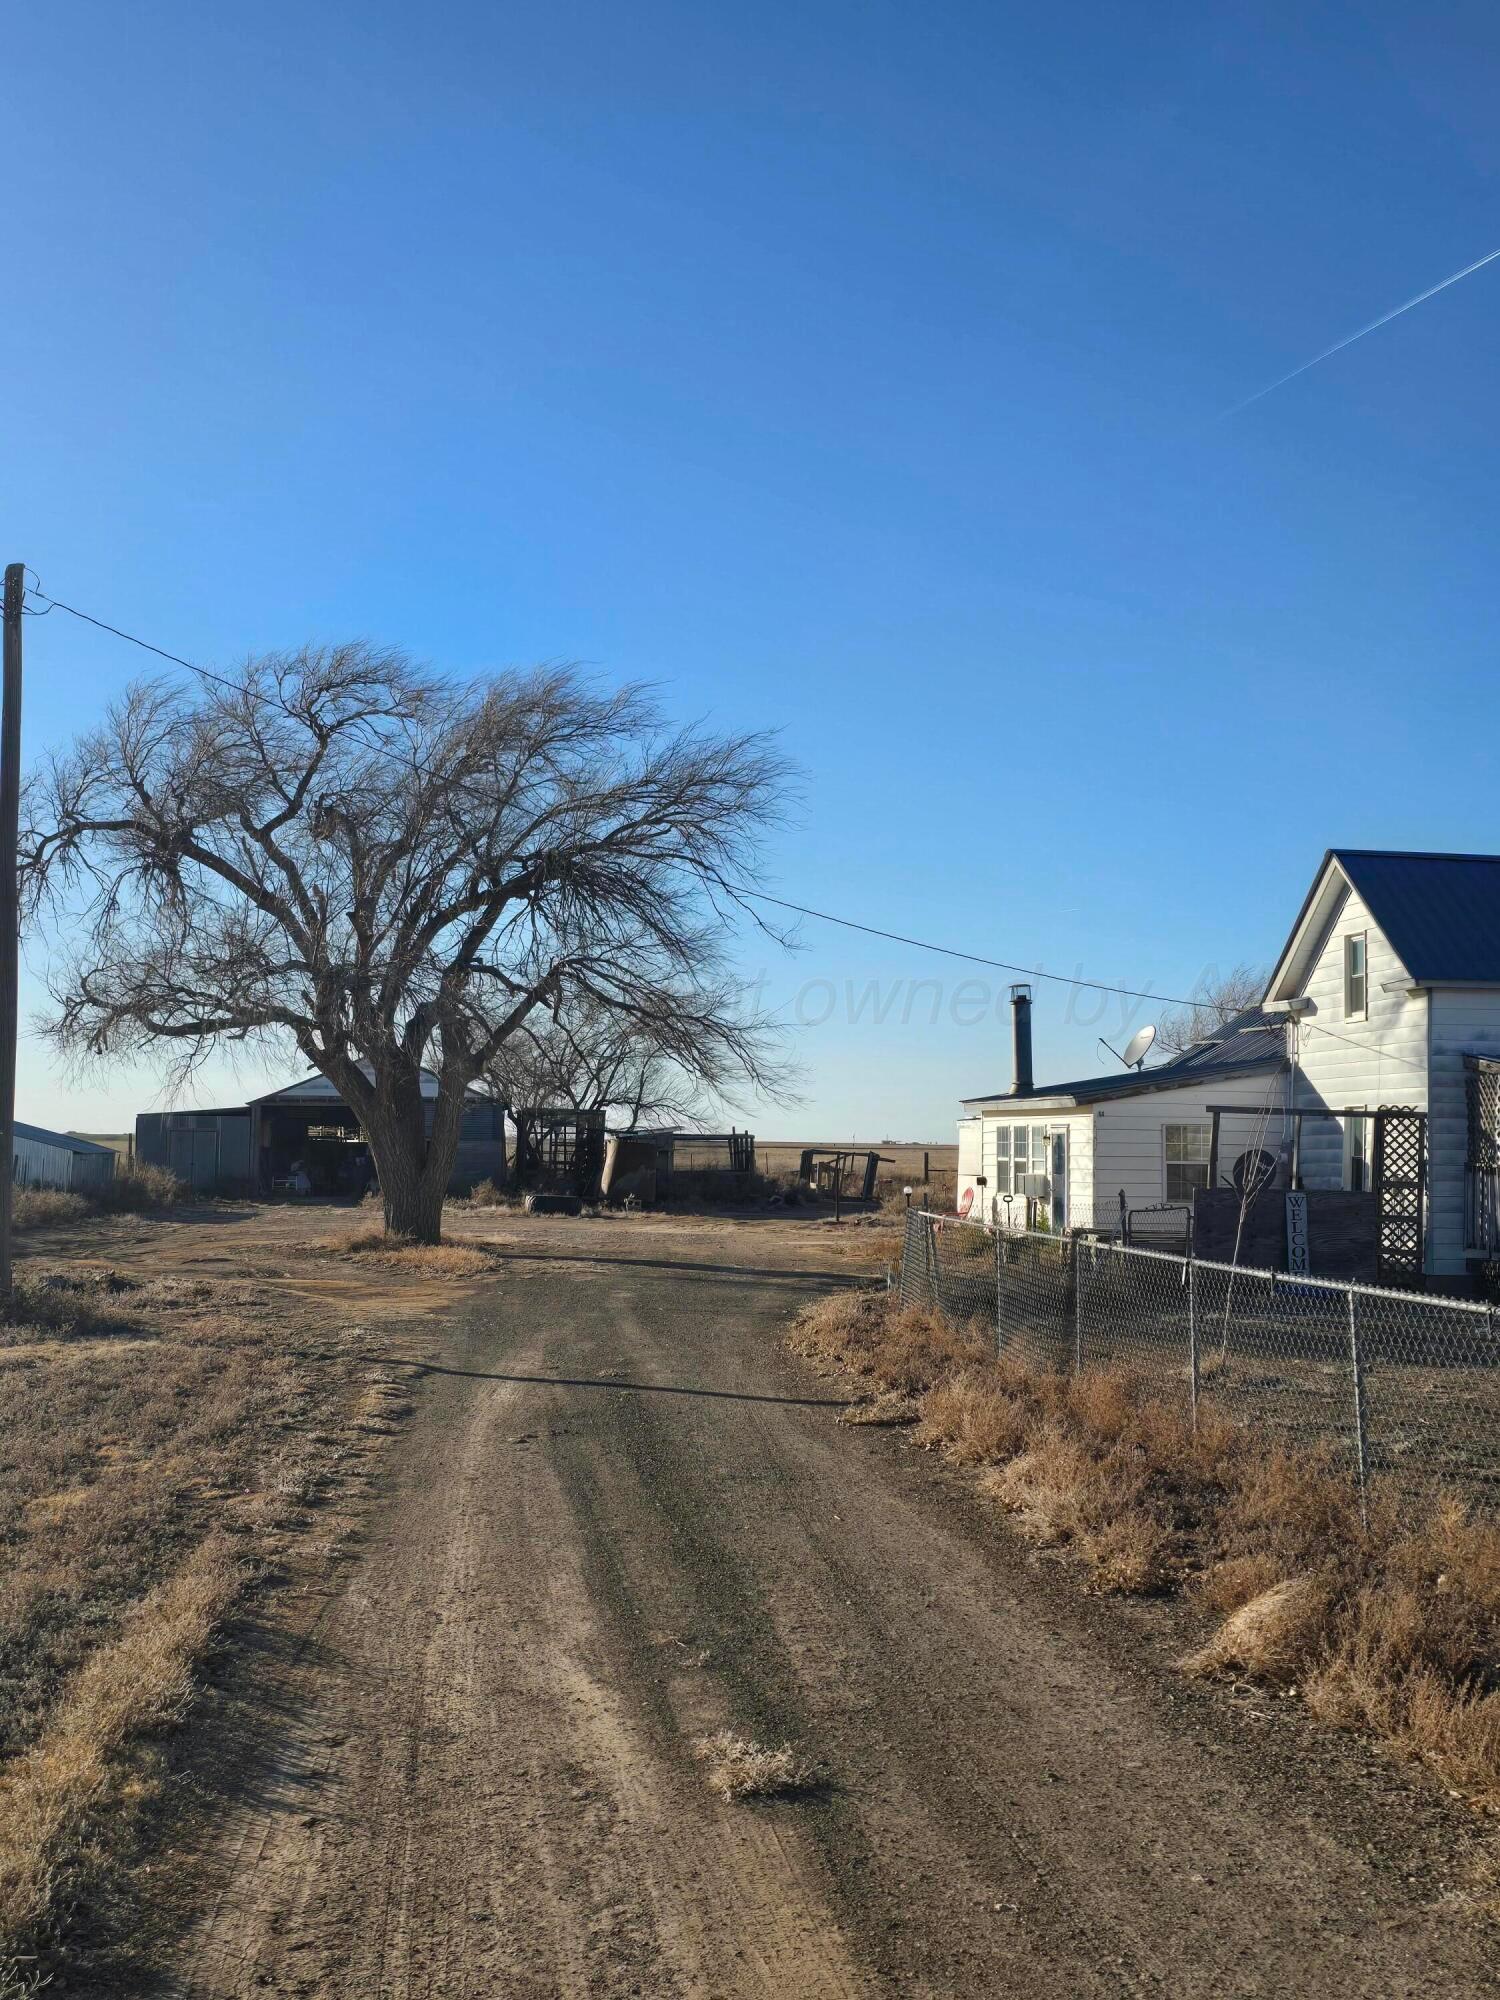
479, 1247, 873, 1285
355, 1355, 855, 1409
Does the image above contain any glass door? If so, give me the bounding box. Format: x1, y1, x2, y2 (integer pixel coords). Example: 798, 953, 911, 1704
1050, 1128, 1068, 1231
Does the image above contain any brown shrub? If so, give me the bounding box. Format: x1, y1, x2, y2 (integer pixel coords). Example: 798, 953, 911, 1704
916, 1365, 1033, 1464
13, 1188, 89, 1232
94, 1158, 186, 1212
1184, 1576, 1336, 1685
12, 1158, 186, 1235
464, 1177, 507, 1208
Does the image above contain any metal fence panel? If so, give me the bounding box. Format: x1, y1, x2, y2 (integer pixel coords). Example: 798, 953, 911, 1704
899, 1214, 1499, 1513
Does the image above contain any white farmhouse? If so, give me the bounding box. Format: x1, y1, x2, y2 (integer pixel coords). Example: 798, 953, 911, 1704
956, 987, 1285, 1238
1266, 848, 1500, 1282
955, 849, 1500, 1287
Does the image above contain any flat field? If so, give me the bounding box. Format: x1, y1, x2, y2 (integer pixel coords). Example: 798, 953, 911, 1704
755, 1138, 957, 1195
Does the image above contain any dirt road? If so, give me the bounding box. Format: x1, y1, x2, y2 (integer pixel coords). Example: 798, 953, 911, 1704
142, 1216, 1495, 1998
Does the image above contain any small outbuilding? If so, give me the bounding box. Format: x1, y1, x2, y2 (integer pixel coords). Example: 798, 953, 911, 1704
12, 1122, 118, 1193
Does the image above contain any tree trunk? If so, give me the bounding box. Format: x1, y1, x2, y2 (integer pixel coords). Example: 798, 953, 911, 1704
362, 1089, 444, 1244
379, 1147, 447, 1242
359, 1071, 467, 1244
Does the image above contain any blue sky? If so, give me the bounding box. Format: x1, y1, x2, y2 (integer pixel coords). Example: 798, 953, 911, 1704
6, 0, 1499, 1137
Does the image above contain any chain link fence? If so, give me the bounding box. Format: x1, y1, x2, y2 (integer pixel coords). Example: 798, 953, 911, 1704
899, 1210, 1500, 1513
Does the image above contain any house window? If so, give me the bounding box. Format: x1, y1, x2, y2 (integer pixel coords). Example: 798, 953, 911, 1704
1343, 1111, 1370, 1192
1344, 933, 1368, 1020
995, 1124, 1047, 1194
1163, 1123, 1212, 1204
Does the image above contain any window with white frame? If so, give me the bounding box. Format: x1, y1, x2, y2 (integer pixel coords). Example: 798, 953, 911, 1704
1163, 1123, 1212, 1204
1343, 1109, 1371, 1192
1344, 933, 1368, 1020
992, 1122, 1048, 1194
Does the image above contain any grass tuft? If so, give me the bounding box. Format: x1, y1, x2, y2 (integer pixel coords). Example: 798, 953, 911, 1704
322, 1229, 492, 1277
692, 1731, 815, 1802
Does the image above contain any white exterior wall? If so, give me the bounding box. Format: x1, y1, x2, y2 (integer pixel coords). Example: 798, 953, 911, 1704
956, 1116, 982, 1215
1427, 988, 1500, 1273
980, 1106, 1093, 1230
955, 1106, 1093, 1227
1285, 884, 1429, 1199
1091, 1070, 1289, 1222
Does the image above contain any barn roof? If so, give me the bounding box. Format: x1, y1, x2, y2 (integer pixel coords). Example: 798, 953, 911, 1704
250, 1064, 443, 1105
14, 1122, 118, 1156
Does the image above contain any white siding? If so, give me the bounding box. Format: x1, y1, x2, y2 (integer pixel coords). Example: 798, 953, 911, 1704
955, 1107, 1093, 1228
1091, 1071, 1289, 1222
956, 1116, 982, 1215
1283, 883, 1429, 1221
1427, 988, 1500, 1273
980, 1107, 1093, 1230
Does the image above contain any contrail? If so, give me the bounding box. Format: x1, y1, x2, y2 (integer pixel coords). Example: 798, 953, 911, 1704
1216, 243, 1500, 421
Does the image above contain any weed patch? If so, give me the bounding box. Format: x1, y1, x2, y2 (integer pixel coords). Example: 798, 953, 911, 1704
692, 1731, 815, 1802
321, 1229, 492, 1278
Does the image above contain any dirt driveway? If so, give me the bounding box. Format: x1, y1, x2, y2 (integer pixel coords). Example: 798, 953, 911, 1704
110, 1207, 1496, 1998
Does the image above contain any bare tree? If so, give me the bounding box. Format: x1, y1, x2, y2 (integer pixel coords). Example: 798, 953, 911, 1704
487, 988, 782, 1130
1156, 963, 1267, 1056
23, 646, 791, 1241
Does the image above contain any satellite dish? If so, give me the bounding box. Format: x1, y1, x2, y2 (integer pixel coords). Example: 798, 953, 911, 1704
1232, 1148, 1277, 1197
1122, 1023, 1157, 1069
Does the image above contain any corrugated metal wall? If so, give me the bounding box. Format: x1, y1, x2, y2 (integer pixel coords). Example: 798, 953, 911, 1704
12, 1135, 116, 1191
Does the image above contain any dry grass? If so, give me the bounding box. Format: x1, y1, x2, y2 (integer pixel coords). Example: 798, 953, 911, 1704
321, 1228, 493, 1277
792, 1287, 1500, 1809
13, 1160, 186, 1235
0, 1252, 388, 1982
839, 1388, 921, 1427
692, 1731, 815, 1801
12, 1189, 89, 1232
0, 1536, 240, 1953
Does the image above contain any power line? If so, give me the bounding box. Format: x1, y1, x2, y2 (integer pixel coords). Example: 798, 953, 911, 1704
27, 580, 1247, 1021
735, 890, 1237, 1015
31, 580, 1422, 1054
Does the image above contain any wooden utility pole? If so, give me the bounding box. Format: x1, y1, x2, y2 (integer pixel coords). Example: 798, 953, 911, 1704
0, 563, 21, 1306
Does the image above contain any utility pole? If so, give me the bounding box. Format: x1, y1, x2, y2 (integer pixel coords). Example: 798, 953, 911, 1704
0, 563, 22, 1307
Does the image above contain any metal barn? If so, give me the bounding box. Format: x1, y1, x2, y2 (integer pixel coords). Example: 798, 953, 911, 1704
12, 1122, 118, 1193
135, 1067, 508, 1196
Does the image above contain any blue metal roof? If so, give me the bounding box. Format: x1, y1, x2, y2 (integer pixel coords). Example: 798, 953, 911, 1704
963, 1009, 1285, 1107
1332, 850, 1500, 985
14, 1122, 119, 1156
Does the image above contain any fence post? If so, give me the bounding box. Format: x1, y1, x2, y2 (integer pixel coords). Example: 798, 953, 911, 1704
1073, 1239, 1084, 1375
1346, 1286, 1369, 1525
1187, 1255, 1199, 1435
995, 1230, 1004, 1358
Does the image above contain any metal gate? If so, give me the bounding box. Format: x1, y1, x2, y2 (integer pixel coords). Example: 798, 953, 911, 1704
1373, 1107, 1426, 1285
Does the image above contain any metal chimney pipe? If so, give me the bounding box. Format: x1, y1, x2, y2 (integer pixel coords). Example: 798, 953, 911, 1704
1010, 983, 1033, 1095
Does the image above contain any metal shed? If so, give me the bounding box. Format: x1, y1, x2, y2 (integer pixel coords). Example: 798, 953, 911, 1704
12, 1121, 118, 1193
135, 1109, 253, 1193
